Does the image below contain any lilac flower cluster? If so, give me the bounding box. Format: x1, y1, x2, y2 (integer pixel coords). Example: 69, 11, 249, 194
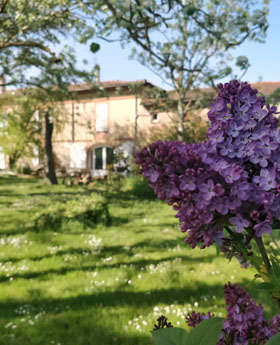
136, 140, 248, 249
187, 282, 280, 345
207, 80, 280, 238
136, 81, 280, 253
186, 311, 215, 328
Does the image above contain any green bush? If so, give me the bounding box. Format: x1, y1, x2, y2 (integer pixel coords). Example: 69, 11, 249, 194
17, 163, 32, 175
34, 193, 111, 230
121, 175, 156, 199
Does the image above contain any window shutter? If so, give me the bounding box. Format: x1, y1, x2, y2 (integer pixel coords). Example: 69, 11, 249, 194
0, 147, 5, 169
96, 103, 108, 132
69, 143, 87, 169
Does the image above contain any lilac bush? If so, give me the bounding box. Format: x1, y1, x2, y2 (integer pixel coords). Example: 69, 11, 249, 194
138, 81, 280, 344
136, 80, 280, 264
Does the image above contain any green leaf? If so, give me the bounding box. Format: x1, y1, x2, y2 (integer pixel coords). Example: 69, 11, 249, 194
265, 333, 280, 344
253, 282, 274, 291
152, 327, 188, 345
90, 42, 100, 53
249, 255, 263, 270
271, 257, 280, 278
186, 317, 224, 345
235, 55, 249, 70
185, 6, 196, 16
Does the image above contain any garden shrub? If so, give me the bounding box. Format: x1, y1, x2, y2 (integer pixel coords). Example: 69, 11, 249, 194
17, 163, 32, 175
137, 80, 280, 344
34, 193, 111, 230
121, 175, 156, 199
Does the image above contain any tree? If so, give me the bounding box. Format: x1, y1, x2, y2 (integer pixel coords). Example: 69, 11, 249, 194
0, 0, 94, 88
266, 88, 280, 105
148, 110, 209, 145
0, 0, 100, 183
30, 87, 67, 185
89, 0, 270, 140
0, 87, 65, 185
43, 110, 58, 184
0, 94, 42, 169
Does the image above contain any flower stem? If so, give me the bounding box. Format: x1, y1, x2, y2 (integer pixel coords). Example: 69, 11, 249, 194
254, 236, 271, 273
254, 236, 280, 311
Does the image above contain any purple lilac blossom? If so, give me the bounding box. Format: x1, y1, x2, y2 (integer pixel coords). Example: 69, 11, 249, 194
186, 311, 214, 328
229, 214, 250, 233
187, 282, 280, 345
253, 220, 272, 237
179, 175, 196, 191
269, 314, 280, 334
199, 179, 216, 201
136, 140, 246, 249
136, 80, 280, 252
218, 137, 233, 156
253, 168, 277, 191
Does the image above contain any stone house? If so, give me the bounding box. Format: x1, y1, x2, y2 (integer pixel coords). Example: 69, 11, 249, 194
41, 79, 172, 177
47, 80, 280, 177
1, 79, 280, 176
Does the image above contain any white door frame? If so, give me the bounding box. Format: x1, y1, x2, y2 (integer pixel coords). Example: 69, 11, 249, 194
90, 147, 107, 177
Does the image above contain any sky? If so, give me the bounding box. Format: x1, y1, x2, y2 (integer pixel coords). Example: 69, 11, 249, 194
70, 0, 280, 90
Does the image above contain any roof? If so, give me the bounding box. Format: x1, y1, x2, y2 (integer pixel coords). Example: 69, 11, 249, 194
2, 80, 280, 100
68, 79, 157, 92
167, 81, 280, 101
250, 81, 280, 96
0, 79, 159, 99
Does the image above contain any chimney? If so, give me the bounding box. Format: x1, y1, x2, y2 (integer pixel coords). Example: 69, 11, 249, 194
0, 76, 6, 94
93, 64, 100, 83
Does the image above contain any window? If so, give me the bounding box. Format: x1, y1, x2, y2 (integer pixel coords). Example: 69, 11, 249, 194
95, 147, 103, 169
90, 146, 114, 176
96, 103, 108, 132
152, 113, 158, 123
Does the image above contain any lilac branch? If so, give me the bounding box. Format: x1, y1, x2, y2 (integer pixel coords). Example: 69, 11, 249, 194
254, 235, 271, 273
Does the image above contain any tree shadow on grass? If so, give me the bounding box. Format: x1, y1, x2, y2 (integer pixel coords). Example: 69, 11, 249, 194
0, 236, 211, 263
0, 176, 39, 186
1, 277, 274, 345
0, 212, 130, 237
0, 199, 14, 207
0, 190, 28, 197
28, 190, 93, 197
0, 251, 215, 282
0, 277, 274, 318
2, 310, 152, 345
0, 282, 226, 319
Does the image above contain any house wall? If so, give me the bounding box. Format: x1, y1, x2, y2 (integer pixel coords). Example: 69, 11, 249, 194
52, 94, 171, 171
0, 91, 206, 172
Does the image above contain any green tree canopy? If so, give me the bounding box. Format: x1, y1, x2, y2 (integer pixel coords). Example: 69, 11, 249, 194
0, 0, 95, 88
0, 93, 42, 169
88, 0, 271, 139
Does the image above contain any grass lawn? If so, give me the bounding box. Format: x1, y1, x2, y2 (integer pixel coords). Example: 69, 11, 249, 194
0, 175, 276, 345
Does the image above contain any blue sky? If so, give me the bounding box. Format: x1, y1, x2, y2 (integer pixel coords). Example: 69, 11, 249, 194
71, 0, 280, 89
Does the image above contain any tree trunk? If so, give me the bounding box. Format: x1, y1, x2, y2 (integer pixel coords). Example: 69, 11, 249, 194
43, 111, 57, 185
177, 97, 185, 141
8, 156, 16, 170
133, 95, 139, 157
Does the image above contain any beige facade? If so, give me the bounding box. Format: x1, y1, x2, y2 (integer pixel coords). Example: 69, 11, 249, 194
51, 81, 173, 176
3, 79, 279, 174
